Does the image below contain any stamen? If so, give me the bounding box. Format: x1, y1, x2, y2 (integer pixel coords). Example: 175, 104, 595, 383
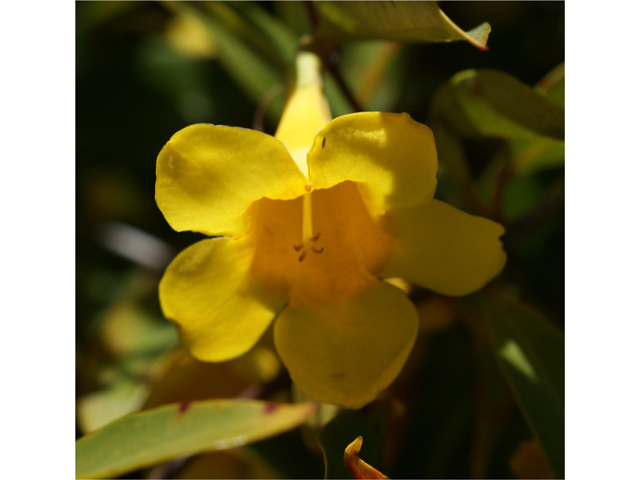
302, 193, 313, 241
293, 192, 324, 261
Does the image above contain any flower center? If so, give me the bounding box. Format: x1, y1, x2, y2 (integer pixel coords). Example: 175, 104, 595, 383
248, 181, 393, 307
293, 191, 324, 262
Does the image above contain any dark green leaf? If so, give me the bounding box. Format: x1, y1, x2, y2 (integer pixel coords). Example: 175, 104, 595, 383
163, 2, 285, 123
225, 1, 299, 65
431, 69, 565, 141
535, 63, 565, 107
480, 293, 564, 478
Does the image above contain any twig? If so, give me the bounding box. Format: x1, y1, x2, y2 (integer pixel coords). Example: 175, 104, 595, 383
323, 56, 364, 112
303, 1, 319, 32
252, 84, 284, 132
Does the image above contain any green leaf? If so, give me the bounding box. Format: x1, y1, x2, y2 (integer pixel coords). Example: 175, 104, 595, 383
323, 72, 356, 118
163, 2, 285, 123
319, 403, 387, 479
431, 69, 565, 141
340, 41, 405, 111
225, 1, 298, 66
76, 400, 317, 479
479, 294, 564, 478
77, 380, 147, 434
315, 1, 490, 50
274, 1, 313, 38
535, 63, 565, 107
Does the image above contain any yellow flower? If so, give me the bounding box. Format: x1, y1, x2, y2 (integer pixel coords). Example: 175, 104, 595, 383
155, 53, 506, 408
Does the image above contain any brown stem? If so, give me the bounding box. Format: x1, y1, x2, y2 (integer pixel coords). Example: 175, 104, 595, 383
323, 56, 364, 112
303, 1, 319, 32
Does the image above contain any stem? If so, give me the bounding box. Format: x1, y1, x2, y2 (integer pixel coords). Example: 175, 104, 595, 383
302, 1, 362, 112
323, 57, 364, 112
303, 1, 319, 32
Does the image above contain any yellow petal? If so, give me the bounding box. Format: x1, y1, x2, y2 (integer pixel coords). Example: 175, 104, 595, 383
382, 199, 506, 296
274, 282, 418, 408
156, 124, 307, 236
275, 52, 332, 177
159, 237, 285, 362
307, 112, 438, 212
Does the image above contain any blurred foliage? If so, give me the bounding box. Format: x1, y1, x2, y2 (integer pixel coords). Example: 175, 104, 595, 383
77, 1, 564, 478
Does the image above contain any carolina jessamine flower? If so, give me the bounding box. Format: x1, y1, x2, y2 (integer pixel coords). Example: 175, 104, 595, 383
155, 52, 506, 408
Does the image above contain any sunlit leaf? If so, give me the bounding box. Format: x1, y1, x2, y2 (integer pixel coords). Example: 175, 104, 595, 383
75, 400, 317, 479
315, 1, 490, 50
319, 403, 387, 479
431, 69, 564, 141
77, 380, 147, 434
479, 293, 564, 478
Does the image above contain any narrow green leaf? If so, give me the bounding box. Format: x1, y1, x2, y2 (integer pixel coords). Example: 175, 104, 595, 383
226, 1, 298, 65
319, 403, 387, 479
323, 72, 356, 118
76, 400, 317, 479
431, 69, 565, 141
536, 63, 565, 107
274, 1, 313, 38
315, 1, 490, 50
480, 294, 564, 478
340, 41, 405, 111
163, 2, 285, 123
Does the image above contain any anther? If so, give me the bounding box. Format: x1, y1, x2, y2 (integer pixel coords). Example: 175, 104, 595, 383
310, 232, 321, 242
311, 246, 324, 254
298, 250, 308, 262
293, 244, 304, 251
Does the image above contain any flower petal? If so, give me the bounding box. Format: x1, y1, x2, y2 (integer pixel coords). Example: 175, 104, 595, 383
159, 237, 285, 361
382, 199, 506, 296
156, 124, 308, 236
275, 52, 332, 177
274, 282, 418, 408
307, 112, 438, 212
